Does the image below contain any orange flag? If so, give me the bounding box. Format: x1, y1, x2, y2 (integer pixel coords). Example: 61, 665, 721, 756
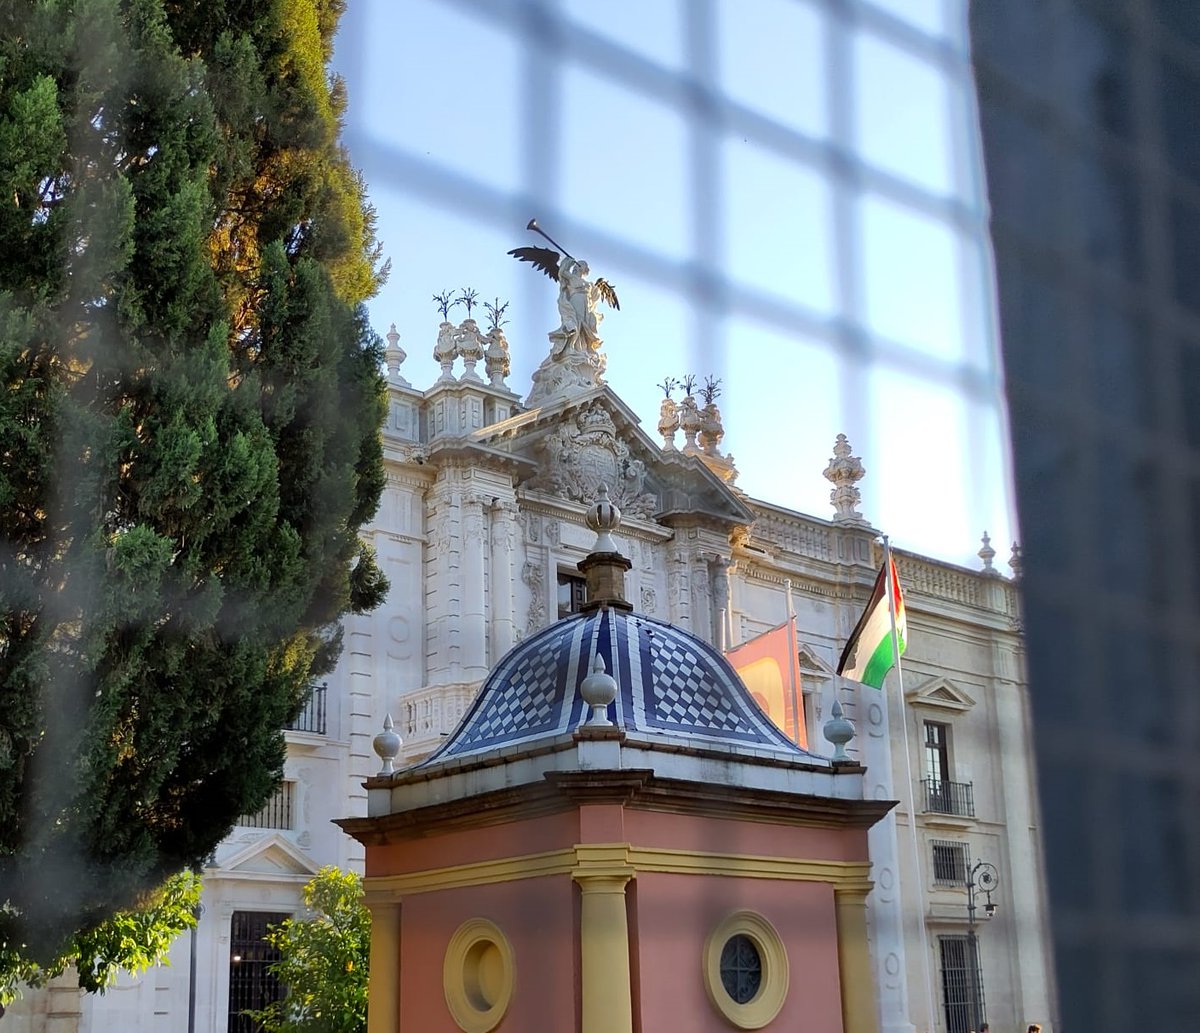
725, 617, 806, 748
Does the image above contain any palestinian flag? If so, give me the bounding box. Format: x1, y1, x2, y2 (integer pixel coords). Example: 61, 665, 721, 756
837, 557, 906, 689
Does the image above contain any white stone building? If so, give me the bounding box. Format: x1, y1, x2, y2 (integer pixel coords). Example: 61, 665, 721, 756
10, 283, 1055, 1033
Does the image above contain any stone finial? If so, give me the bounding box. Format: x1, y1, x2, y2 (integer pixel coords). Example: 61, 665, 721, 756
373, 714, 402, 776
823, 434, 866, 524
434, 321, 458, 381
458, 318, 485, 383
384, 324, 410, 387
698, 377, 724, 457
678, 392, 702, 453
657, 378, 680, 450
578, 486, 633, 612
585, 484, 622, 553
580, 654, 618, 727
822, 698, 854, 762
485, 327, 511, 388
1009, 542, 1023, 581
978, 531, 999, 576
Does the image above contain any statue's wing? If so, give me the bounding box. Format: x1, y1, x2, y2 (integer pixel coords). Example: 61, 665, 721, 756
507, 246, 561, 281
594, 278, 620, 311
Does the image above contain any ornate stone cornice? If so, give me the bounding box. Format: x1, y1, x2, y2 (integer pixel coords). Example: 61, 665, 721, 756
384, 465, 435, 491
516, 490, 675, 543
340, 765, 889, 848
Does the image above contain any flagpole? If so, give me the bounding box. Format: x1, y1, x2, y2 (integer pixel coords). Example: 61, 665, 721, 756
784, 578, 801, 745
883, 535, 939, 1031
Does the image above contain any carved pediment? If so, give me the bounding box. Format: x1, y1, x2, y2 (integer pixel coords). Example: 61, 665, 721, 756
523, 401, 660, 518
797, 643, 834, 679
904, 677, 977, 713
473, 387, 751, 528
214, 833, 320, 879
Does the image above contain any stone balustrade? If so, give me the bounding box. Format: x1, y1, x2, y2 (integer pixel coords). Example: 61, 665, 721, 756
398, 682, 478, 761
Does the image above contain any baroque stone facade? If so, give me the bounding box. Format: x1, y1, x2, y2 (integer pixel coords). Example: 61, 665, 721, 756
16, 314, 1054, 1033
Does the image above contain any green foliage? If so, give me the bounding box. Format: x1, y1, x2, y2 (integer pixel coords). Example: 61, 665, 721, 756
247, 867, 369, 1033
0, 0, 388, 984
0, 870, 202, 1004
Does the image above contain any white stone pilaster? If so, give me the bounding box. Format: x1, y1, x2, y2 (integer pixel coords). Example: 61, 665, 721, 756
993, 646, 1056, 1027
667, 548, 691, 630
489, 499, 518, 660
461, 493, 487, 681
859, 682, 917, 1033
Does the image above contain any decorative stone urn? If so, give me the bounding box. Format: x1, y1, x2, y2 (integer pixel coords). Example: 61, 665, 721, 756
658, 396, 679, 450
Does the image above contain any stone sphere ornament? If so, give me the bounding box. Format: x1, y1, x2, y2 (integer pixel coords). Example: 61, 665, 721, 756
373, 714, 402, 775
822, 699, 855, 762
580, 654, 618, 726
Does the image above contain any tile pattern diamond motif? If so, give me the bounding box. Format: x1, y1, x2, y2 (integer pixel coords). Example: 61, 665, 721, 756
430, 608, 807, 764
452, 642, 564, 749
644, 633, 759, 734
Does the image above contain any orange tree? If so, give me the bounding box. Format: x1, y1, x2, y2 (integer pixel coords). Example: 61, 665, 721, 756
248, 867, 369, 1033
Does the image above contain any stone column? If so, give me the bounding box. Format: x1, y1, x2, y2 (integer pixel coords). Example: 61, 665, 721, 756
461, 493, 487, 681
489, 499, 518, 661
573, 850, 634, 1033
835, 881, 882, 1033
365, 898, 401, 1033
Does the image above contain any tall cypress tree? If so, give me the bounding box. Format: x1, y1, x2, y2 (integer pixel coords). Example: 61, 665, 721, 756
0, 0, 388, 969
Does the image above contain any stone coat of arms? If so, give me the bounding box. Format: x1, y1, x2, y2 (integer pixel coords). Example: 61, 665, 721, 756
526, 404, 658, 519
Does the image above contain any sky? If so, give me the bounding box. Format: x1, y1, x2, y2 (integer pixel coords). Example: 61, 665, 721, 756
329, 0, 1018, 571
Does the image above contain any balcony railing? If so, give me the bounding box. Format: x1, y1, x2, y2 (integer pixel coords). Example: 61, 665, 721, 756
286, 683, 327, 735
922, 778, 975, 818
239, 782, 294, 830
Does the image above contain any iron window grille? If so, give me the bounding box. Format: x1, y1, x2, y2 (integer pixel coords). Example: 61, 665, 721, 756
939, 934, 986, 1033
719, 934, 763, 1005
932, 840, 971, 886
228, 911, 289, 1033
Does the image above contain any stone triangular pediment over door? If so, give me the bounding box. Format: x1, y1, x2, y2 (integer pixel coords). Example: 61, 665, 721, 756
471, 385, 754, 529
215, 833, 322, 880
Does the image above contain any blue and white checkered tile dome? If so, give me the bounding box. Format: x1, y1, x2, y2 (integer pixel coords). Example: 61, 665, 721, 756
427, 607, 813, 763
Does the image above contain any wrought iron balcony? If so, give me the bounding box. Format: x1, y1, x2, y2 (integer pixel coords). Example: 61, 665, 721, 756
922, 778, 975, 818
286, 682, 327, 735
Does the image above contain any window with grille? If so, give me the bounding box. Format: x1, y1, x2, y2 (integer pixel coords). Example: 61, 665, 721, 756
228, 911, 288, 1033
939, 934, 986, 1033
719, 934, 763, 1005
557, 571, 587, 618
932, 840, 970, 886
238, 782, 294, 830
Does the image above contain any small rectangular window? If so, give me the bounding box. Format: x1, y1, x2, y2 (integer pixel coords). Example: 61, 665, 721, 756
924, 721, 951, 782
931, 840, 970, 886
557, 571, 587, 618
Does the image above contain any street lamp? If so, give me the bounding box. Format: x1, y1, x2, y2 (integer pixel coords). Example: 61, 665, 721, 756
966, 860, 1000, 1033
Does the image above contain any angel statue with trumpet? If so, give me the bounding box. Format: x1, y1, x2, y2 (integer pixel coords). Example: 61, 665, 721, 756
509, 220, 620, 360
